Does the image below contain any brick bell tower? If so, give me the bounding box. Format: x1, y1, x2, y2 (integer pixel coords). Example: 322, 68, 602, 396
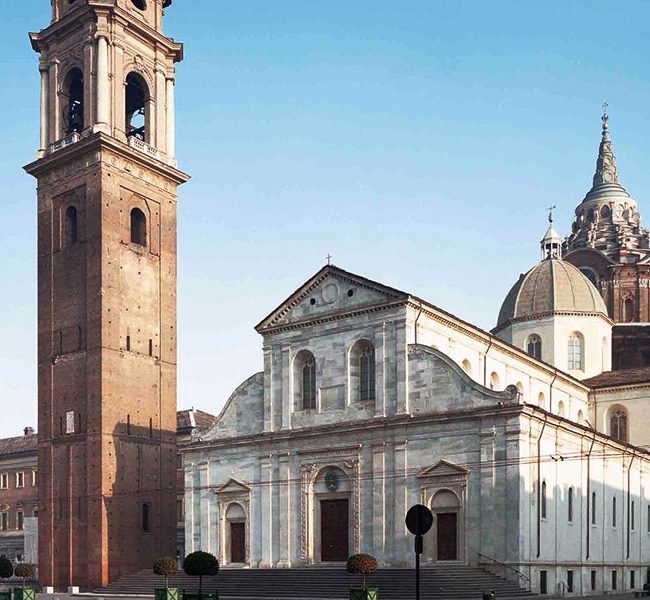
24, 0, 188, 590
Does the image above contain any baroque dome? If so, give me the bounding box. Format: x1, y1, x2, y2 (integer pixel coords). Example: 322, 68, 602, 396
495, 258, 608, 331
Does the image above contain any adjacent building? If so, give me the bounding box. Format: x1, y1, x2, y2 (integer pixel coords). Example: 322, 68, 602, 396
0, 410, 214, 565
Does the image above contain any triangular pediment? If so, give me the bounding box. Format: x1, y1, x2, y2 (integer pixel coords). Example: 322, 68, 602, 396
214, 477, 252, 494
417, 460, 470, 479
255, 265, 409, 332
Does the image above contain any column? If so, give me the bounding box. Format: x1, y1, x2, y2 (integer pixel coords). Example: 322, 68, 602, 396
260, 459, 273, 567
95, 35, 110, 133
278, 454, 291, 566
166, 76, 176, 159
281, 345, 291, 429
199, 461, 211, 553
38, 63, 49, 154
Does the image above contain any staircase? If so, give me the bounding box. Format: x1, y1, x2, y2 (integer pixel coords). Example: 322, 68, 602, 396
96, 564, 535, 599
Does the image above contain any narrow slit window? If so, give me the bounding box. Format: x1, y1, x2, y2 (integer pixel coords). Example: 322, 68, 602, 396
125, 73, 148, 142
149, 339, 153, 357
64, 206, 78, 245
359, 346, 376, 401
142, 502, 151, 532
127, 414, 131, 435
130, 208, 147, 246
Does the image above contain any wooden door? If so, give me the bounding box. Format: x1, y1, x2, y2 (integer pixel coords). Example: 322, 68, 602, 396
320, 499, 349, 561
436, 512, 458, 560
230, 522, 246, 563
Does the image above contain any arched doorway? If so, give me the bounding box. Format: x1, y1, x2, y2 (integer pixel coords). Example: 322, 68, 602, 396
313, 467, 350, 563
225, 503, 246, 564
431, 490, 461, 561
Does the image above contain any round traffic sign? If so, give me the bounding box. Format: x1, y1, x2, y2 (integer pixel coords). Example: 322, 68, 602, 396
405, 504, 433, 535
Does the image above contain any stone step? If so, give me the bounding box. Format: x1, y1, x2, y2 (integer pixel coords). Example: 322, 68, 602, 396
96, 566, 535, 599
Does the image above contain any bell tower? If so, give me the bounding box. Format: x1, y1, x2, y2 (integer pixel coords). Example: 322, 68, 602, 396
25, 0, 188, 590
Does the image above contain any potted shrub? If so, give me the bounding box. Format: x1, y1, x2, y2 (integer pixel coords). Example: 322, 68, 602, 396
0, 558, 13, 600
13, 564, 36, 600
154, 557, 179, 600
182, 551, 219, 600
347, 554, 378, 600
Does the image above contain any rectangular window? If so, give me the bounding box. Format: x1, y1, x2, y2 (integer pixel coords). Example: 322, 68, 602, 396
568, 488, 574, 523
540, 571, 548, 595
591, 570, 596, 591
142, 502, 151, 533
632, 500, 636, 531
16, 511, 24, 531
33, 507, 38, 518
0, 513, 7, 531
567, 570, 574, 593
631, 570, 636, 589
16, 472, 24, 488
177, 453, 182, 469
31, 470, 37, 487
177, 497, 184, 522
613, 497, 617, 528
592, 491, 596, 525
0, 473, 7, 489
612, 570, 617, 591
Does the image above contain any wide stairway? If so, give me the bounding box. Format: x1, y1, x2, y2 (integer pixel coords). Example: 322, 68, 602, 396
96, 564, 535, 599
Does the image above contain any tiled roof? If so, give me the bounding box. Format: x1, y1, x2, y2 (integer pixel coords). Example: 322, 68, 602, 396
0, 434, 38, 458
177, 409, 216, 433
584, 367, 650, 389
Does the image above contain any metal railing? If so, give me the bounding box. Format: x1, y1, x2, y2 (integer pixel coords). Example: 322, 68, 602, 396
476, 552, 530, 583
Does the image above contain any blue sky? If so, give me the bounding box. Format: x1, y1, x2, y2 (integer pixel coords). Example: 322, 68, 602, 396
2, 1, 650, 437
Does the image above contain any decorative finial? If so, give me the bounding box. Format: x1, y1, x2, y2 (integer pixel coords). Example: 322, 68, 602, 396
601, 102, 609, 138
547, 205, 556, 224
326, 253, 332, 266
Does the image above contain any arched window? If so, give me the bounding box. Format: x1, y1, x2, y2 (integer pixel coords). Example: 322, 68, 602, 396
294, 350, 316, 410
610, 408, 628, 443
558, 400, 565, 418
526, 334, 542, 360
541, 481, 547, 519
567, 333, 584, 371
349, 340, 375, 402
64, 68, 84, 134
568, 487, 574, 522
64, 206, 78, 245
601, 205, 611, 219
602, 337, 609, 368
359, 345, 375, 401
125, 72, 148, 142
461, 359, 472, 375
538, 392, 546, 410
130, 208, 147, 246
623, 298, 635, 323
577, 409, 584, 424
579, 267, 600, 289
490, 372, 499, 390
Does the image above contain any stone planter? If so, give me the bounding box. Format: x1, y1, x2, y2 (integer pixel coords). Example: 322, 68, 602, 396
350, 588, 378, 600
155, 588, 180, 600
13, 588, 36, 600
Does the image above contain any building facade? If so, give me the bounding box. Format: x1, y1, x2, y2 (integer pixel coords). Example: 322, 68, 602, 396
182, 262, 650, 595
24, 0, 188, 589
0, 430, 38, 562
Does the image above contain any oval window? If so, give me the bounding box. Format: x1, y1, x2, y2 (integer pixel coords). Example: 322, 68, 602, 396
131, 0, 146, 9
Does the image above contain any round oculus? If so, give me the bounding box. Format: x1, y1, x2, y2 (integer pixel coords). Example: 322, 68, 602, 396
131, 0, 147, 10
322, 282, 339, 304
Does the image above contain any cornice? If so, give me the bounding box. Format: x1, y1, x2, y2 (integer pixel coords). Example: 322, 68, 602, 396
23, 132, 190, 185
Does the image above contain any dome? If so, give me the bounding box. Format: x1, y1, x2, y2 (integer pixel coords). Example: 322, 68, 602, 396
496, 259, 608, 330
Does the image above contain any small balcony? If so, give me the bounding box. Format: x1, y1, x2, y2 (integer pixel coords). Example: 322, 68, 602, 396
46, 132, 80, 155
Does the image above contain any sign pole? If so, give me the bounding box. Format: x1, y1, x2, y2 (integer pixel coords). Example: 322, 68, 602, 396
405, 505, 432, 600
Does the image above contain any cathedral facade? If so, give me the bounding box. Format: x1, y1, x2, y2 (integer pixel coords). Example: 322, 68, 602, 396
183, 118, 650, 596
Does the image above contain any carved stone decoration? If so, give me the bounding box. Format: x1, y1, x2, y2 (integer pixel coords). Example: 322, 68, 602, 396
299, 448, 361, 564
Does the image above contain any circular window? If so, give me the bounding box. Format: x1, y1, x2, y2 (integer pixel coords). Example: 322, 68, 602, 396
131, 0, 147, 10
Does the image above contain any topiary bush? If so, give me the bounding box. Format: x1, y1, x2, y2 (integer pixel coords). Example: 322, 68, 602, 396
0, 557, 13, 580
346, 554, 378, 589
14, 564, 35, 588
153, 557, 178, 590
182, 551, 219, 594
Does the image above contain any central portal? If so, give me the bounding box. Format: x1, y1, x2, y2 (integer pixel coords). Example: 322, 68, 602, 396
320, 499, 349, 561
